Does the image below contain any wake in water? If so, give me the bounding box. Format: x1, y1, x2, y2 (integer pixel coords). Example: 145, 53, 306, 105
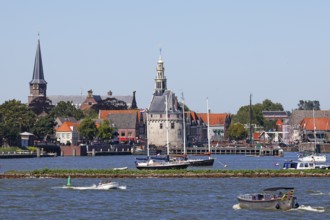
308, 190, 330, 196
232, 204, 241, 210
291, 205, 325, 212
232, 203, 325, 212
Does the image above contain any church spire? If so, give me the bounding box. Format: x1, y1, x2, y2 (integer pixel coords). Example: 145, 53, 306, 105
28, 35, 47, 104
154, 48, 167, 96
30, 36, 46, 84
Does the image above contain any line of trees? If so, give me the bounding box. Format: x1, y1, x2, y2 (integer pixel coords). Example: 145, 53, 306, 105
0, 100, 116, 147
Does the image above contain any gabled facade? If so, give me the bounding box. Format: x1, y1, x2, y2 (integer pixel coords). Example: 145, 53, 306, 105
28, 38, 47, 104
290, 110, 330, 142
55, 122, 79, 145
185, 111, 204, 145
196, 113, 231, 142
299, 117, 330, 142
99, 109, 144, 142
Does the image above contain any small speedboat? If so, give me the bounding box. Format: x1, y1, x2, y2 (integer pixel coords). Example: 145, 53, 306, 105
96, 181, 120, 190
237, 187, 299, 210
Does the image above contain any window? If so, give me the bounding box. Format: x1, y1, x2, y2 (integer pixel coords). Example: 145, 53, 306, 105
171, 122, 175, 129
121, 131, 125, 137
160, 123, 163, 129
160, 114, 162, 118
128, 132, 132, 137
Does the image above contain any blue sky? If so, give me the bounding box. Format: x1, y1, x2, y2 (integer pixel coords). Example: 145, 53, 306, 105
1, 1, 330, 113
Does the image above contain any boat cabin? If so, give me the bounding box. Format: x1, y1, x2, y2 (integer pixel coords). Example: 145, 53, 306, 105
282, 161, 315, 170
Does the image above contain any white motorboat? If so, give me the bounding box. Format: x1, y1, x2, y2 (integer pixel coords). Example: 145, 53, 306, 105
298, 152, 326, 163
96, 181, 120, 190
282, 160, 316, 170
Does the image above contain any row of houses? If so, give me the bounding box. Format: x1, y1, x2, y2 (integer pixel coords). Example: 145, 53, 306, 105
256, 110, 330, 145
55, 109, 231, 147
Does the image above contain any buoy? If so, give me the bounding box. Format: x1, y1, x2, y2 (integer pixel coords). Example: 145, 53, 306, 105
67, 176, 71, 186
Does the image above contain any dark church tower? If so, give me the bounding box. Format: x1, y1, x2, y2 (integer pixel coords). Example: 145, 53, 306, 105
28, 38, 47, 104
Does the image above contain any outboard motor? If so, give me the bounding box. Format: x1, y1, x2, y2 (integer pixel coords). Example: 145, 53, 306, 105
292, 197, 299, 208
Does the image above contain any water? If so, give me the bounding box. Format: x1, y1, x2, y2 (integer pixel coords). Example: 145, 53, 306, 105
1, 152, 330, 219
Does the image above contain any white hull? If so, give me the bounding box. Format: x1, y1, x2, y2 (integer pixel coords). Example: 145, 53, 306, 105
96, 182, 120, 190
298, 154, 326, 163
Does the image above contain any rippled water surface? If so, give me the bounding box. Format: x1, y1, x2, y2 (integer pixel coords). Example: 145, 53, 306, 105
1, 152, 330, 219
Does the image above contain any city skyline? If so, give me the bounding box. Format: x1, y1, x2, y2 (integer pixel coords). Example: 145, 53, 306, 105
1, 1, 330, 113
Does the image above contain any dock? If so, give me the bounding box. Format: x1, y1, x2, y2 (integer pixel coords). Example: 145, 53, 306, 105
170, 146, 284, 156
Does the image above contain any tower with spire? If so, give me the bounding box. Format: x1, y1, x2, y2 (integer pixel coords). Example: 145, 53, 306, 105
28, 37, 47, 104
154, 49, 167, 96
147, 51, 184, 148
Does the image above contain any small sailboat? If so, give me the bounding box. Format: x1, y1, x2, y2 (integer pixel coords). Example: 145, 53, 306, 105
184, 98, 215, 166
135, 95, 189, 170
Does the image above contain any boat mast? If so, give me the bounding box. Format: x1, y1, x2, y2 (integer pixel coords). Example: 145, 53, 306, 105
249, 93, 253, 147
207, 98, 211, 156
313, 109, 316, 152
165, 94, 169, 155
182, 93, 186, 155
146, 109, 149, 157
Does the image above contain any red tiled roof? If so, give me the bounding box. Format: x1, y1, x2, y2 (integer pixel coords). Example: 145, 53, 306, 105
99, 109, 142, 121
56, 121, 78, 132
196, 113, 228, 126
300, 118, 330, 131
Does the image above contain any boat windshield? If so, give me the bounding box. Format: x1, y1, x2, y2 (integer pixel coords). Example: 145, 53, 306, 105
283, 162, 297, 169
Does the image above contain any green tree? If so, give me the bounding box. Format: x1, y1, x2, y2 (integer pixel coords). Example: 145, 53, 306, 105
0, 100, 36, 147
82, 108, 98, 119
31, 114, 57, 141
97, 120, 115, 141
232, 99, 283, 131
297, 100, 320, 110
28, 97, 54, 115
50, 101, 84, 120
227, 123, 247, 140
78, 117, 97, 143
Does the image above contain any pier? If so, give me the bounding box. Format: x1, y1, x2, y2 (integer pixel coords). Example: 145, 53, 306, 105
170, 146, 284, 156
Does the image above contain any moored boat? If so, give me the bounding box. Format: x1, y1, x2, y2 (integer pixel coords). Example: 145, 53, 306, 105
237, 187, 299, 210
135, 157, 189, 170
298, 151, 326, 163
282, 160, 316, 170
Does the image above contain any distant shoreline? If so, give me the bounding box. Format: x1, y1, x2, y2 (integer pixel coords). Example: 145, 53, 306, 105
2, 169, 330, 179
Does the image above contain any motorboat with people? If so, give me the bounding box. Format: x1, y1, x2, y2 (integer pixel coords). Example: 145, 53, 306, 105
237, 187, 299, 210
65, 176, 122, 190
96, 181, 120, 190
